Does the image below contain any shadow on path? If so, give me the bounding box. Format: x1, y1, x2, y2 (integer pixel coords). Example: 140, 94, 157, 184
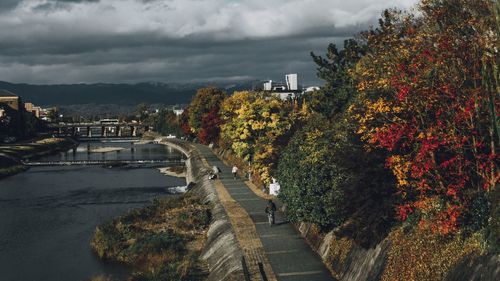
195, 144, 335, 281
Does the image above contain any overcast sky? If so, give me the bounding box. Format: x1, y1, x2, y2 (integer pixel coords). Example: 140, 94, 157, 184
0, 0, 418, 85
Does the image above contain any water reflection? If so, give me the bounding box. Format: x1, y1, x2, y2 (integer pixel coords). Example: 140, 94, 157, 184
0, 141, 184, 281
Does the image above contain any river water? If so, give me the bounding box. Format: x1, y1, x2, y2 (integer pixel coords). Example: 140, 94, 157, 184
0, 140, 185, 281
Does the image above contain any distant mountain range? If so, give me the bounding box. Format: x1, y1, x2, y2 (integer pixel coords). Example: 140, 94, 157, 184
0, 80, 261, 106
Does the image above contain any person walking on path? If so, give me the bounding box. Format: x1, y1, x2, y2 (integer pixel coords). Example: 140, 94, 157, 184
213, 165, 221, 179
232, 165, 238, 179
265, 199, 277, 226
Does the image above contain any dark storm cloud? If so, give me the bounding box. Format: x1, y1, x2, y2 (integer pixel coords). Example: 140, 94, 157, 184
0, 0, 419, 84
0, 0, 100, 12
0, 0, 19, 11
0, 36, 343, 84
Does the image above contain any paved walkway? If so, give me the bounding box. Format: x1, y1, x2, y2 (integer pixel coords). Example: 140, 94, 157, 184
195, 144, 335, 281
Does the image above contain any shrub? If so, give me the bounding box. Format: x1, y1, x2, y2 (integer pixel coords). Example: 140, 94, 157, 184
277, 113, 395, 233
91, 193, 210, 280
382, 228, 481, 281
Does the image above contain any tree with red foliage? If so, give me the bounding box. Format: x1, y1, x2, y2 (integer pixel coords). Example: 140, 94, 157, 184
180, 87, 227, 141
179, 110, 194, 139
351, 0, 499, 234
198, 108, 223, 145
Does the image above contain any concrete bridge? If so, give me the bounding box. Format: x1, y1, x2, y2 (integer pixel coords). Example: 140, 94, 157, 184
47, 122, 152, 138
24, 159, 184, 166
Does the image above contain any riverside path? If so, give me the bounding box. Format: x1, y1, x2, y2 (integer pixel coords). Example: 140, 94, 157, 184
194, 144, 335, 281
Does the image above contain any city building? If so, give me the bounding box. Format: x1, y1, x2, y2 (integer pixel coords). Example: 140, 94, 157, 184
263, 80, 288, 91
173, 109, 184, 116
263, 80, 272, 91
33, 106, 42, 117
39, 107, 58, 122
263, 74, 303, 100
24, 102, 42, 118
0, 89, 21, 111
285, 74, 298, 91
262, 74, 321, 100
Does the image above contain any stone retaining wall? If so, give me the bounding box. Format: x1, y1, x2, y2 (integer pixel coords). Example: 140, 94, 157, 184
296, 221, 499, 281
160, 139, 245, 281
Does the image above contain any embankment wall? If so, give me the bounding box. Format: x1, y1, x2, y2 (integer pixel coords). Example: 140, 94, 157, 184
161, 139, 245, 281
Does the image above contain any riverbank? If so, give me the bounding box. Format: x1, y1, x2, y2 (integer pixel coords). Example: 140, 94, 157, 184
88, 147, 126, 153
90, 138, 246, 281
0, 137, 78, 178
158, 166, 187, 179
160, 139, 246, 281
91, 192, 211, 281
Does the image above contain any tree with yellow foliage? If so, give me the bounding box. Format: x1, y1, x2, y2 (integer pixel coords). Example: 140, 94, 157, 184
219, 91, 296, 185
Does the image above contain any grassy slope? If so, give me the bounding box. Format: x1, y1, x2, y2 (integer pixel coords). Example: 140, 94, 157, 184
90, 193, 211, 281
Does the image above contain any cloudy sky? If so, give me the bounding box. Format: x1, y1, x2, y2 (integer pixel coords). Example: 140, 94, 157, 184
0, 0, 418, 85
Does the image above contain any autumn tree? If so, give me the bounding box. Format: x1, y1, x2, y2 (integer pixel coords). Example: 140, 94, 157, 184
182, 87, 227, 143
178, 110, 193, 138
220, 91, 296, 185
198, 108, 223, 144
278, 40, 395, 244
350, 0, 499, 234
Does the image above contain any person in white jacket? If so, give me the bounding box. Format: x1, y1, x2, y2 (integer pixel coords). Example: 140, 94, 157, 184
232, 165, 238, 179
213, 165, 220, 179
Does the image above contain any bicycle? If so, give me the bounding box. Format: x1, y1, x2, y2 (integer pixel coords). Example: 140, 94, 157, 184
265, 199, 277, 227
267, 211, 275, 226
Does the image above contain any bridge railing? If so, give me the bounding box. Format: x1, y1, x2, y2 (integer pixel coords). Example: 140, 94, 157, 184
24, 159, 185, 166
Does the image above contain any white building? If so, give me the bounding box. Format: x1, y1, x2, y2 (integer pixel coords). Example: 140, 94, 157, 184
263, 73, 301, 100
263, 80, 273, 91
285, 74, 298, 91
173, 109, 184, 116
262, 74, 321, 100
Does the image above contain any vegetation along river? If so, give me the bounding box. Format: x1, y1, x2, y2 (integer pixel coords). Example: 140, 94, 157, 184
0, 140, 186, 281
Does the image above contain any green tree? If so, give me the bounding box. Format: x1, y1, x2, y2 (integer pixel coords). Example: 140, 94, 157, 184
309, 39, 366, 118
151, 109, 182, 136
277, 114, 348, 227
135, 103, 149, 121
277, 114, 395, 236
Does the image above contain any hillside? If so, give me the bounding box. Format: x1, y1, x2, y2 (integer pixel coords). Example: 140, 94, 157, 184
0, 80, 260, 106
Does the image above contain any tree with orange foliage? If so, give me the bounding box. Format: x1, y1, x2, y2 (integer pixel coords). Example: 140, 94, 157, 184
180, 87, 227, 144
351, 0, 499, 234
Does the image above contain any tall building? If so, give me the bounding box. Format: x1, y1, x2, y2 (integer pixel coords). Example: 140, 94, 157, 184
285, 74, 298, 91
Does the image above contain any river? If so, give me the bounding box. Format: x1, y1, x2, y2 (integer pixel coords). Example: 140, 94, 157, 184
0, 140, 185, 281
